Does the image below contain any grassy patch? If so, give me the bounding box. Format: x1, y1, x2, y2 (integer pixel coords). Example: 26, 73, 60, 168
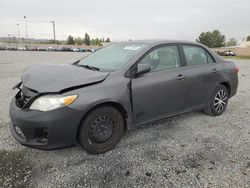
223, 55, 250, 60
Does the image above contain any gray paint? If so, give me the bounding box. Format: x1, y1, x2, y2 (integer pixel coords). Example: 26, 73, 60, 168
20, 40, 238, 130
21, 63, 109, 93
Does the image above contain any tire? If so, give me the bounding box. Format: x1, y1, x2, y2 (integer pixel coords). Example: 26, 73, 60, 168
78, 106, 124, 154
203, 84, 229, 116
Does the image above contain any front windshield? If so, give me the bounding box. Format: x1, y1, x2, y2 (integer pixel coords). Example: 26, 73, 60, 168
78, 43, 147, 71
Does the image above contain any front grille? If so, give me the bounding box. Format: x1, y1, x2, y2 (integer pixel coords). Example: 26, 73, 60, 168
21, 92, 31, 103
16, 85, 38, 108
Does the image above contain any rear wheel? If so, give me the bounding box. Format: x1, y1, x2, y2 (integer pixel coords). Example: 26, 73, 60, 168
203, 84, 229, 116
78, 106, 124, 154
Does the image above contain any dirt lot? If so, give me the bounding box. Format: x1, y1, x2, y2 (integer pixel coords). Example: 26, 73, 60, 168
0, 51, 249, 187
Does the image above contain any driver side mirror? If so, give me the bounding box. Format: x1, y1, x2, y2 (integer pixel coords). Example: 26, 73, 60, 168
134, 64, 151, 77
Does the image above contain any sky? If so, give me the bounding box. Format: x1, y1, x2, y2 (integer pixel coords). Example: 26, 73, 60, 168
0, 0, 249, 42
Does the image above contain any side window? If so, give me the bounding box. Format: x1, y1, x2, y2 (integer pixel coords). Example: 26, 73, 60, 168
206, 52, 215, 63
183, 45, 208, 66
138, 46, 180, 72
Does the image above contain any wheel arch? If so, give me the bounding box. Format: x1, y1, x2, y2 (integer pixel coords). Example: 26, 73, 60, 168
219, 81, 231, 97
76, 100, 130, 142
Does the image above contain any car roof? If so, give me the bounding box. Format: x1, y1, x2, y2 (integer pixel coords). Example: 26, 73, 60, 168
122, 39, 199, 46
117, 39, 222, 63
120, 39, 217, 56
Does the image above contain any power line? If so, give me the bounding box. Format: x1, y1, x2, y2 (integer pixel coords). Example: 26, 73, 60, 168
0, 18, 57, 42
0, 19, 54, 23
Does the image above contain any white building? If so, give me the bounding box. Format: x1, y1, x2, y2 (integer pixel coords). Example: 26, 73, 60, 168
240, 41, 250, 48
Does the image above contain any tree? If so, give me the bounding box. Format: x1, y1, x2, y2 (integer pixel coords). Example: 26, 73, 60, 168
84, 33, 91, 45
246, 35, 250, 41
91, 38, 102, 46
211, 30, 226, 48
74, 37, 83, 45
66, 35, 74, 45
105, 37, 110, 42
226, 38, 237, 46
196, 30, 225, 48
196, 32, 213, 48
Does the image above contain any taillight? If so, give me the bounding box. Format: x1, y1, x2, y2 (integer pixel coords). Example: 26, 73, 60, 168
234, 66, 240, 73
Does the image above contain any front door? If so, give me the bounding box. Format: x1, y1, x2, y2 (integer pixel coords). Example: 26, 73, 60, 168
131, 45, 186, 125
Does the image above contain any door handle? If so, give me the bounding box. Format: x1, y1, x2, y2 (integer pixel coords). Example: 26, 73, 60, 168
212, 68, 217, 73
177, 74, 185, 80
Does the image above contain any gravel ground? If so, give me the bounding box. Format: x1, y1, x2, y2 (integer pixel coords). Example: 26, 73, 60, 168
0, 51, 249, 188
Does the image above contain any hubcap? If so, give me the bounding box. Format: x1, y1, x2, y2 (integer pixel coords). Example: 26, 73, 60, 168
89, 115, 114, 143
214, 89, 227, 113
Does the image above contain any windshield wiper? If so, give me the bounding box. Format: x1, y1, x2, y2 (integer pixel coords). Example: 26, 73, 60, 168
77, 64, 100, 71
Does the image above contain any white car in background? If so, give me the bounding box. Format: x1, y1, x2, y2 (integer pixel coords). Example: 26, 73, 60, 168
225, 51, 235, 56
17, 46, 26, 51
72, 48, 80, 52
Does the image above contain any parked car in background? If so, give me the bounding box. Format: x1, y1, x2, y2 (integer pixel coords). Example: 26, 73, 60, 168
37, 47, 47, 51
72, 48, 80, 52
47, 47, 55, 51
79, 48, 86, 52
17, 46, 26, 51
7, 47, 18, 51
54, 47, 63, 52
61, 47, 72, 52
0, 46, 6, 50
9, 40, 239, 154
27, 47, 38, 51
215, 51, 224, 56
1, 45, 94, 52
224, 50, 236, 56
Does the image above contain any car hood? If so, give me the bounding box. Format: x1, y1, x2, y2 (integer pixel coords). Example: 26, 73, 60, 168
21, 64, 109, 93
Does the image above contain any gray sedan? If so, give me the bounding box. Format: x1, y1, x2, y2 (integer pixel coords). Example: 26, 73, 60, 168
9, 40, 239, 154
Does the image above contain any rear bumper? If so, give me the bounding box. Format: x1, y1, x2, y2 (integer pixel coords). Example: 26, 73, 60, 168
9, 98, 83, 149
230, 74, 238, 98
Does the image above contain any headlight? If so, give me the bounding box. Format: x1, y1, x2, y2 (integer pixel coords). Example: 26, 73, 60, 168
29, 95, 78, 111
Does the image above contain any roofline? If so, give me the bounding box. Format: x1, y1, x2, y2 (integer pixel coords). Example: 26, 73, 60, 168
114, 39, 198, 45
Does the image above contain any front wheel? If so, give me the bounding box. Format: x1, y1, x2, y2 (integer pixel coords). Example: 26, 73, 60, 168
203, 84, 229, 116
78, 106, 124, 154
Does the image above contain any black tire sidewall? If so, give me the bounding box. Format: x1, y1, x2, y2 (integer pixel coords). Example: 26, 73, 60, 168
78, 106, 124, 154
209, 85, 229, 116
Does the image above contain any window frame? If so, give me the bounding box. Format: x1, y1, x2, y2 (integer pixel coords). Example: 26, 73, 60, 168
180, 44, 216, 67
205, 51, 216, 64
128, 44, 184, 77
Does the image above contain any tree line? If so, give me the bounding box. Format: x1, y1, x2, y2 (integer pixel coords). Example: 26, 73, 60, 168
66, 33, 110, 46
196, 30, 250, 48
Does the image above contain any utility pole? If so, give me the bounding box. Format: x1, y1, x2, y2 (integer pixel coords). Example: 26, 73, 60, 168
24, 16, 28, 38
51, 21, 56, 43
17, 23, 20, 44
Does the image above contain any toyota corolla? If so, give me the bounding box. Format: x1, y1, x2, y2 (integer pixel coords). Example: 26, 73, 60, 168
9, 40, 239, 154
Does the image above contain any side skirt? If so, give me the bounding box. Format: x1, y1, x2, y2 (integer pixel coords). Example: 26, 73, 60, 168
132, 104, 207, 129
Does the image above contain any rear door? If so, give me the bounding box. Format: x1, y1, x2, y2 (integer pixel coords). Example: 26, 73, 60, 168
180, 44, 221, 108
131, 45, 186, 125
